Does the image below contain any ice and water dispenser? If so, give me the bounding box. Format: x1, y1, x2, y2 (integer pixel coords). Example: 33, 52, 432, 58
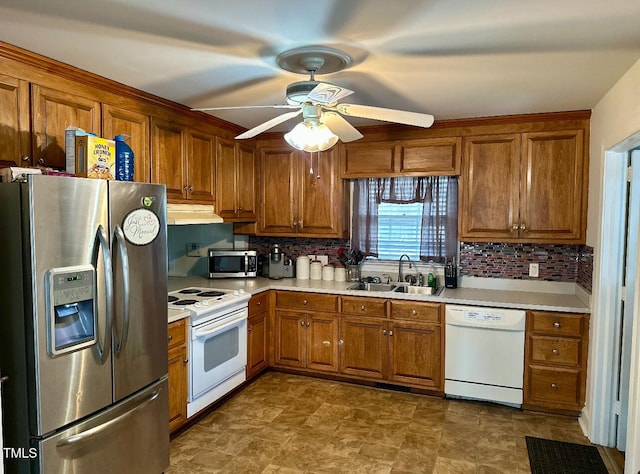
46, 265, 97, 356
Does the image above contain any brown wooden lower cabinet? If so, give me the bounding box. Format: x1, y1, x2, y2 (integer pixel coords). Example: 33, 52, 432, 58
247, 293, 269, 380
523, 310, 589, 414
388, 321, 442, 389
339, 316, 387, 379
167, 318, 188, 433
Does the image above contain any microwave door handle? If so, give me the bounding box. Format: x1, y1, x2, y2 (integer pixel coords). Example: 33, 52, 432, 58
93, 225, 113, 364
245, 254, 249, 276
193, 316, 245, 339
112, 225, 130, 356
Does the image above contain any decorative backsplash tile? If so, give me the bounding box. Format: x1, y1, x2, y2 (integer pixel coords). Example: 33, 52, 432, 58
459, 242, 593, 292
249, 236, 349, 265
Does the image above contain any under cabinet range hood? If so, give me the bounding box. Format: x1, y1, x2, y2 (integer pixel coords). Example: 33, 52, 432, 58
166, 204, 224, 225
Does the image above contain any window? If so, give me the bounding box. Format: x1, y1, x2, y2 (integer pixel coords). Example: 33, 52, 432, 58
351, 176, 458, 262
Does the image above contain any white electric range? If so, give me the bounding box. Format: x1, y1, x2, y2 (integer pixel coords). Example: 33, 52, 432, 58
168, 287, 250, 417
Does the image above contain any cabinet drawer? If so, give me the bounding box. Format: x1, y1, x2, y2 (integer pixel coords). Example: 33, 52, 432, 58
168, 319, 186, 349
529, 311, 585, 337
341, 296, 387, 317
527, 366, 582, 407
530, 335, 581, 366
249, 291, 269, 315
276, 291, 338, 312
390, 300, 441, 322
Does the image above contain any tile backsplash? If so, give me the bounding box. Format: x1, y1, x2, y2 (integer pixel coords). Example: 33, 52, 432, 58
248, 236, 349, 265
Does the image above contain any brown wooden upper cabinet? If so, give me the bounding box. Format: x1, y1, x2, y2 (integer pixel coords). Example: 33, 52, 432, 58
31, 84, 101, 170
341, 137, 461, 178
151, 117, 215, 203
258, 145, 347, 237
459, 130, 587, 243
102, 104, 150, 183
0, 74, 30, 166
215, 137, 256, 221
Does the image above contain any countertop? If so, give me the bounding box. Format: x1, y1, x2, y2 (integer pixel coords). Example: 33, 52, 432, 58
167, 276, 590, 323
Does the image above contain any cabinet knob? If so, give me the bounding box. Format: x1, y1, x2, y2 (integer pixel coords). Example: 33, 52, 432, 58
183, 185, 189, 191
553, 321, 561, 328
188, 186, 194, 192
389, 330, 394, 336
168, 335, 173, 341
21, 155, 30, 162
411, 309, 417, 315
520, 224, 527, 231
306, 321, 310, 327
360, 305, 366, 311
512, 224, 519, 231
552, 348, 559, 355
303, 299, 308, 305
383, 329, 387, 335
37, 157, 45, 165
300, 320, 305, 326
248, 325, 253, 332
256, 301, 261, 306
183, 359, 189, 364
551, 383, 558, 389
339, 339, 344, 345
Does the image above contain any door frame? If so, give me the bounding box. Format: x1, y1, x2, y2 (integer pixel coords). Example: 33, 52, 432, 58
586, 133, 640, 473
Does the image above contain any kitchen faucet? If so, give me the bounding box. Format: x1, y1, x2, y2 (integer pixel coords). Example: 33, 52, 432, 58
398, 254, 412, 282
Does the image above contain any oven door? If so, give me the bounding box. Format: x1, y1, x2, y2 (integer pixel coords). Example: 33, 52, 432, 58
190, 308, 247, 400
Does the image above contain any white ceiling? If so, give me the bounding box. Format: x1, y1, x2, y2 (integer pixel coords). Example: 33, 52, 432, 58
1, 0, 640, 133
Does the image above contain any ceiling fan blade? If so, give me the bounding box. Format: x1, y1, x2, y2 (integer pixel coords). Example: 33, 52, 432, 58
192, 104, 298, 111
322, 111, 363, 143
336, 104, 435, 128
235, 109, 302, 139
307, 83, 354, 104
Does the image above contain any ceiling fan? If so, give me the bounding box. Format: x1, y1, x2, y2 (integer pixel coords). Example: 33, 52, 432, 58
192, 46, 435, 150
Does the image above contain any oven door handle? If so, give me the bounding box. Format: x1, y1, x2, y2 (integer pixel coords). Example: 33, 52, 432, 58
193, 316, 245, 339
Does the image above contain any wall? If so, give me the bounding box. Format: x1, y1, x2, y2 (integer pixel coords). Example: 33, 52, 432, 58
586, 57, 640, 469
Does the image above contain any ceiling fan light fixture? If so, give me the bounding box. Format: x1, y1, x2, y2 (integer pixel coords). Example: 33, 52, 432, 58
284, 121, 338, 153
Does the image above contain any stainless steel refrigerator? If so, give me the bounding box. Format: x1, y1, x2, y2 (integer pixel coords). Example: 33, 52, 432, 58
0, 175, 169, 474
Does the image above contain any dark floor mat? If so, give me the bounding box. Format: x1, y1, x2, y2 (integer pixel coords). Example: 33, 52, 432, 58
526, 436, 609, 474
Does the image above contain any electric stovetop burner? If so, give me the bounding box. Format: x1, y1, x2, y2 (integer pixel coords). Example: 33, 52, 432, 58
178, 289, 202, 294
173, 299, 198, 305
197, 291, 225, 298
168, 295, 178, 303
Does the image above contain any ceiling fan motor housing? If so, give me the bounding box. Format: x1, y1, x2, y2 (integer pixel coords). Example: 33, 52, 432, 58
286, 81, 320, 105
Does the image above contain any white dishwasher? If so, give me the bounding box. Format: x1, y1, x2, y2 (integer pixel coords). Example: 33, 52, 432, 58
445, 304, 526, 407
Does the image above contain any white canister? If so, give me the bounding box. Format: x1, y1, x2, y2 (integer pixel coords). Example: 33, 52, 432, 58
334, 266, 346, 282
322, 265, 335, 281
309, 259, 323, 280
296, 255, 310, 280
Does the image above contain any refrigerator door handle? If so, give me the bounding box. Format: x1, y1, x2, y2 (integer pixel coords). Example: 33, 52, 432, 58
55, 388, 161, 450
93, 225, 113, 364
112, 225, 130, 356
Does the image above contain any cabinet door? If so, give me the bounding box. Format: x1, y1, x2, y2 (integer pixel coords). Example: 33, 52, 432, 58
102, 104, 150, 182
459, 134, 521, 241
236, 142, 257, 220
215, 137, 239, 219
0, 74, 30, 166
306, 313, 339, 373
339, 317, 387, 380
259, 147, 297, 234
151, 118, 185, 201
168, 345, 187, 433
185, 127, 215, 202
298, 148, 344, 236
247, 312, 268, 379
521, 130, 585, 242
274, 310, 305, 368
388, 322, 442, 390
341, 141, 397, 177
399, 137, 462, 176
31, 84, 101, 170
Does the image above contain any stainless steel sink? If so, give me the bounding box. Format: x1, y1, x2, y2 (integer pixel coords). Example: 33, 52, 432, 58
348, 282, 397, 292
348, 282, 443, 296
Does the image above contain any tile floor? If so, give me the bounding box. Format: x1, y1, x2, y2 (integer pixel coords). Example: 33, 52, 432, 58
167, 372, 610, 473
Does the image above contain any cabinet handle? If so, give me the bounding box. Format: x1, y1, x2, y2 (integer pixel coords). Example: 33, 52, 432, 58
520, 224, 527, 231
552, 348, 559, 355
360, 305, 366, 311
21, 155, 30, 162
553, 321, 561, 328
383, 329, 387, 335
300, 320, 305, 326
306, 321, 310, 327
389, 330, 393, 336
511, 224, 519, 232
183, 359, 189, 364
322, 340, 331, 346
189, 186, 194, 192
256, 301, 261, 306
411, 309, 417, 315
168, 335, 173, 341
303, 299, 308, 305
37, 157, 45, 165
183, 185, 189, 191
339, 339, 344, 345
551, 383, 558, 389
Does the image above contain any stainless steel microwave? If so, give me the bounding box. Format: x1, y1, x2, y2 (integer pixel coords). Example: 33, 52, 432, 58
208, 250, 257, 278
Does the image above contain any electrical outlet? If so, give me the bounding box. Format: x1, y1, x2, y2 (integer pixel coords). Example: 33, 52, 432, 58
529, 263, 539, 278
186, 242, 201, 257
